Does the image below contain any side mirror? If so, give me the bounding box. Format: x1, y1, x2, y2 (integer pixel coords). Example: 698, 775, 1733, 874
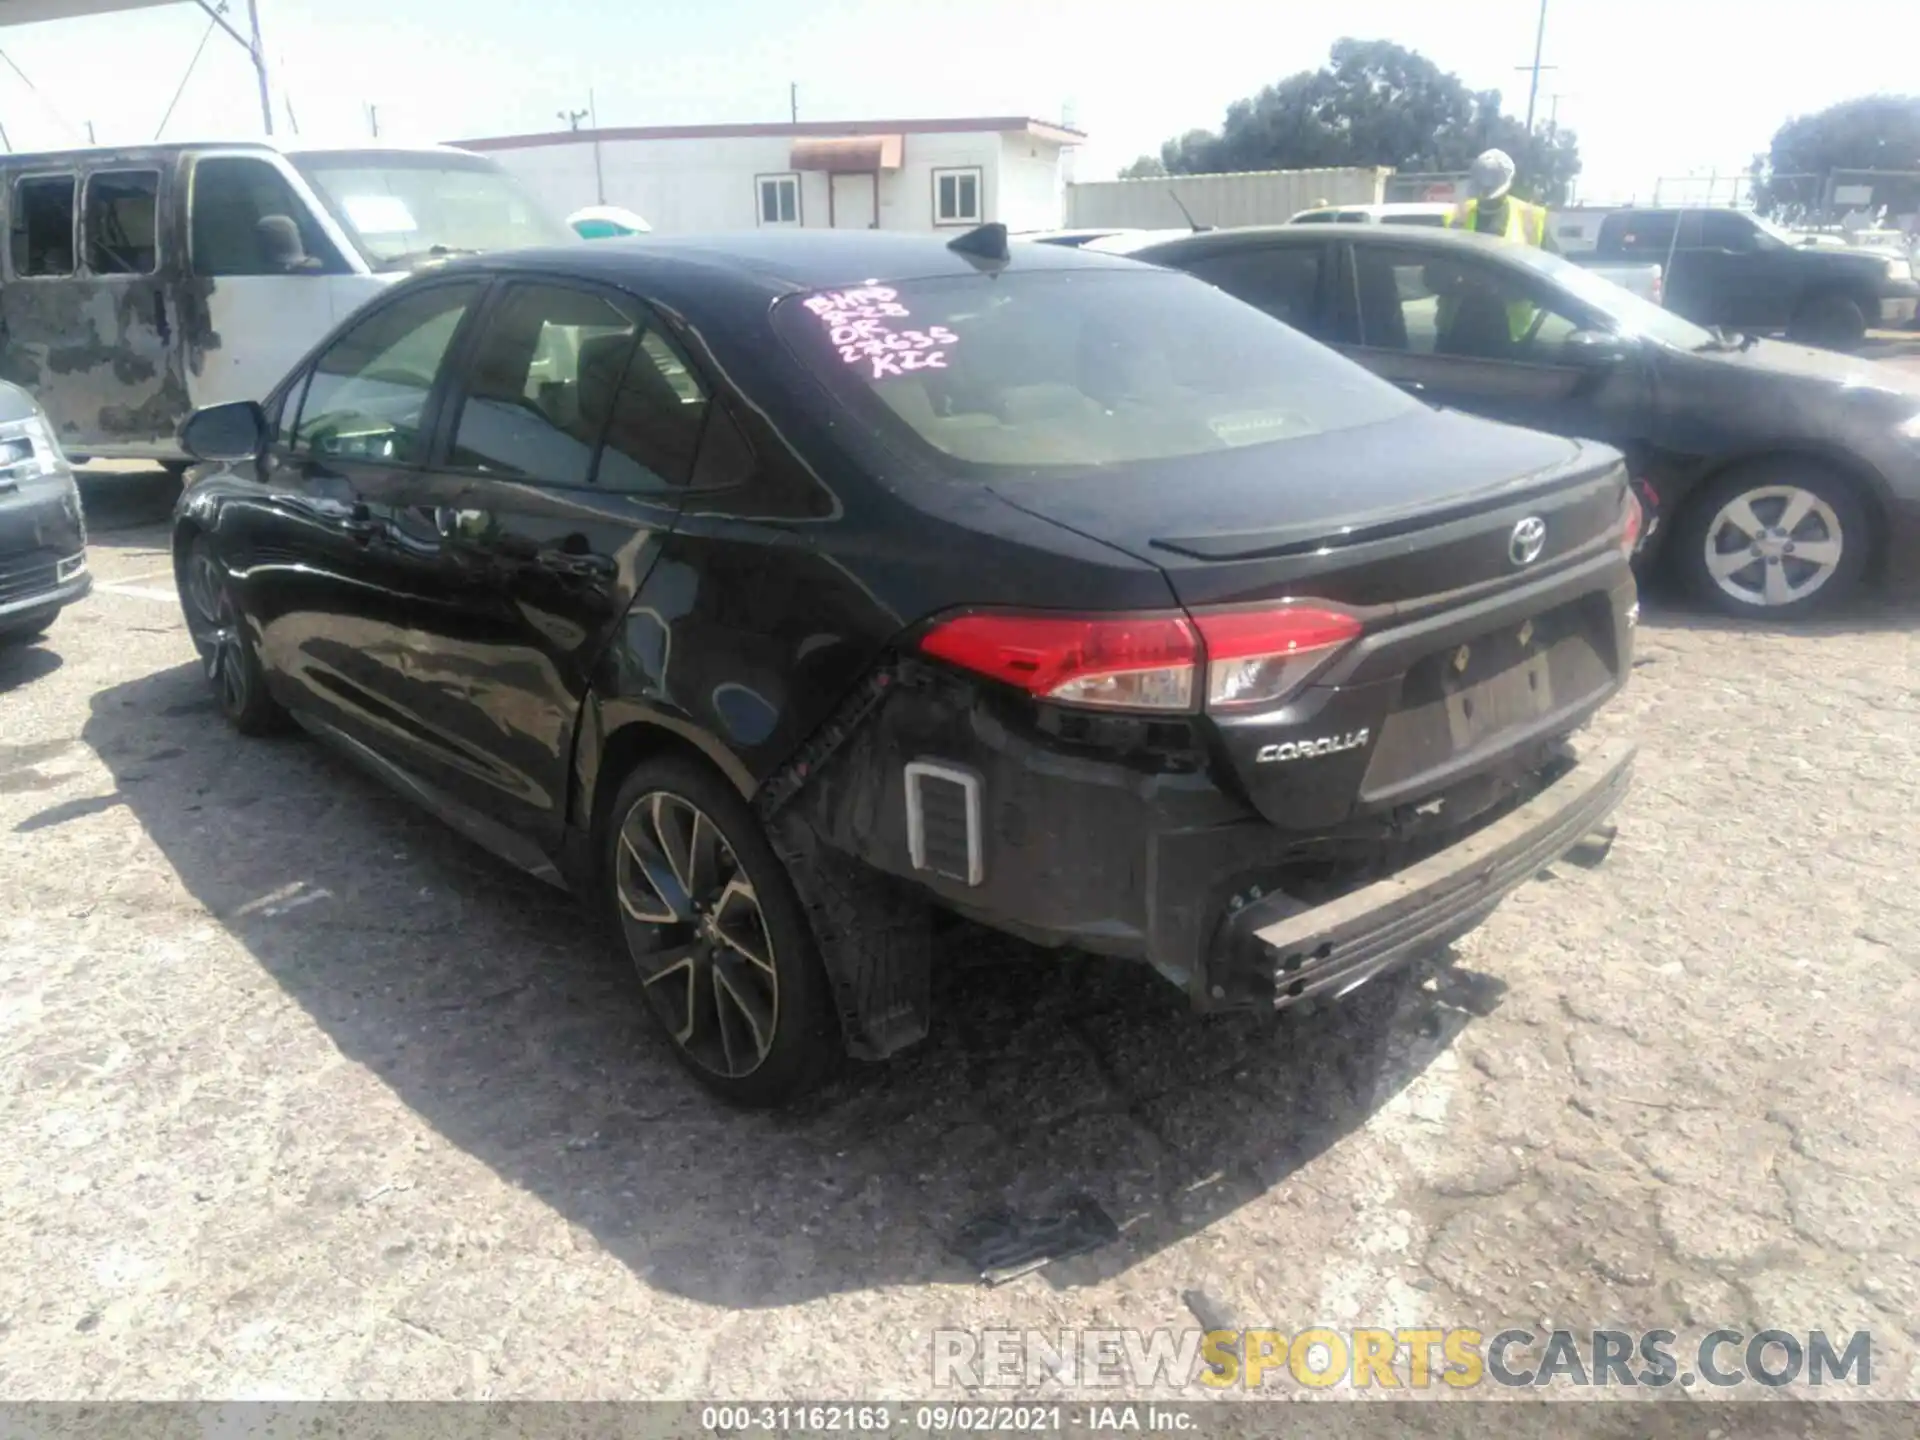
1563, 329, 1633, 365
179, 400, 269, 463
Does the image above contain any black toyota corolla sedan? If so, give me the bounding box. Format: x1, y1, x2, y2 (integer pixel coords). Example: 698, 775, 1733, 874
171, 226, 1637, 1105
1098, 224, 1920, 619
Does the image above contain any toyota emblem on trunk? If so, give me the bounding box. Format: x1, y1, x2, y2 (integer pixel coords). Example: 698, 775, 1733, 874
1509, 516, 1547, 566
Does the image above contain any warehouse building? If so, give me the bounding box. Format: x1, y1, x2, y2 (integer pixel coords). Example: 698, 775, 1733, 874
453, 116, 1085, 235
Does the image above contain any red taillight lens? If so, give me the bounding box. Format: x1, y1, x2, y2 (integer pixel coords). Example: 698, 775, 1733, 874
1193, 606, 1363, 711
1622, 486, 1645, 556
918, 604, 1363, 713
918, 611, 1199, 710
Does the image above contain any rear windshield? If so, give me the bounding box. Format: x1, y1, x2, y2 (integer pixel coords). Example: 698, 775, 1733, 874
771, 269, 1419, 475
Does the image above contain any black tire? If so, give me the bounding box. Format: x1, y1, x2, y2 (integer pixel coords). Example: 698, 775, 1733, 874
181, 534, 291, 735
1671, 461, 1871, 619
0, 605, 61, 645
1789, 292, 1868, 351
601, 754, 840, 1107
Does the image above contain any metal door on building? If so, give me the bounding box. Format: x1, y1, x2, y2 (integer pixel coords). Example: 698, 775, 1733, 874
830, 173, 877, 229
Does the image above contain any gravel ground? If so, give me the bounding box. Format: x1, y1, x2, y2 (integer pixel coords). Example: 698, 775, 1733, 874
0, 460, 1916, 1405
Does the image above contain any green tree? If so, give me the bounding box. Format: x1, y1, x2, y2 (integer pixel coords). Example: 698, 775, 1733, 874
1121, 38, 1582, 204
1756, 95, 1920, 217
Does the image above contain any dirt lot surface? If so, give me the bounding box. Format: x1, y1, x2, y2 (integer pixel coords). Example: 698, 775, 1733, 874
0, 463, 1916, 1404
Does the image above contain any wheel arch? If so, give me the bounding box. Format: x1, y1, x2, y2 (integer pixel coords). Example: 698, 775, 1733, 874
574, 702, 757, 854
1668, 442, 1891, 569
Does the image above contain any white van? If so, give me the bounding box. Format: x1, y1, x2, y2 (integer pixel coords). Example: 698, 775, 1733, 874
0, 140, 574, 465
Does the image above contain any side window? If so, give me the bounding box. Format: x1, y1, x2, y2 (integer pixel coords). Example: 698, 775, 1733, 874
1182, 246, 1327, 335
84, 170, 160, 275
273, 372, 311, 449
9, 175, 76, 277
294, 281, 480, 463
1352, 247, 1584, 362
191, 156, 343, 277
449, 282, 640, 487
597, 325, 711, 492
1607, 213, 1677, 255
1697, 211, 1758, 252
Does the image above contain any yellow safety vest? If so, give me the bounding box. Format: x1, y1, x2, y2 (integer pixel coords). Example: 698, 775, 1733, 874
1442, 198, 1548, 343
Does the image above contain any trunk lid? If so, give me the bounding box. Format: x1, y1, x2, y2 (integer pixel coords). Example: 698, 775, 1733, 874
985, 407, 1628, 609
988, 406, 1636, 830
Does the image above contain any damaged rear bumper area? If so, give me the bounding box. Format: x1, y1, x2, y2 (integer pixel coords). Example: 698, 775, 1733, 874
773, 650, 1633, 1055
1212, 737, 1635, 1012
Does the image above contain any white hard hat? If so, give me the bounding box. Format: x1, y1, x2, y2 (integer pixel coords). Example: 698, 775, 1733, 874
1468, 149, 1517, 201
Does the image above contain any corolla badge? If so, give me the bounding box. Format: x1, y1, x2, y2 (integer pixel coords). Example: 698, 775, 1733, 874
1256, 728, 1370, 764
1509, 516, 1547, 566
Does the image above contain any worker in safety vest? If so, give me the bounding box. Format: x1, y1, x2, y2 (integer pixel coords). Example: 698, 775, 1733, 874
1440, 149, 1559, 344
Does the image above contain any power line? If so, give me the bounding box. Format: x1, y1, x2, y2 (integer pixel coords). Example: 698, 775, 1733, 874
156, 6, 223, 141
0, 43, 86, 143
1517, 0, 1554, 136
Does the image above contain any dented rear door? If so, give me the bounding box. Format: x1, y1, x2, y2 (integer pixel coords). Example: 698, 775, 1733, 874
0, 151, 190, 459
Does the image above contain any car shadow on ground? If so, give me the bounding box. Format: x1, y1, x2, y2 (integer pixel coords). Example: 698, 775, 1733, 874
74, 466, 180, 548
0, 639, 63, 692
71, 661, 1498, 1309
1635, 568, 1920, 638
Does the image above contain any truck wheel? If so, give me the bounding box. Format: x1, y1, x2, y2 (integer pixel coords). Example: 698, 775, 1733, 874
602, 754, 840, 1107
1672, 462, 1869, 619
1788, 293, 1868, 351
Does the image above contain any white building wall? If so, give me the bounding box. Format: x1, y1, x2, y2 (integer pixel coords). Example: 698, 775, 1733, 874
477, 129, 1070, 234
996, 135, 1068, 231
1066, 168, 1389, 229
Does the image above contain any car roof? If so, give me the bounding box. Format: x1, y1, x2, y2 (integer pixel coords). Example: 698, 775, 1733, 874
1115, 222, 1540, 264
0, 139, 490, 167
438, 228, 1156, 303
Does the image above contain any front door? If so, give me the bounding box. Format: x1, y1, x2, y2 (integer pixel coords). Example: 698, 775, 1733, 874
380, 277, 699, 845
830, 172, 877, 230
231, 277, 487, 759
184, 151, 391, 412
0, 159, 186, 458
1335, 240, 1651, 455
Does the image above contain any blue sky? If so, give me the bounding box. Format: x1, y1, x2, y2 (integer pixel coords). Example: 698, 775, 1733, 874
0, 0, 1911, 202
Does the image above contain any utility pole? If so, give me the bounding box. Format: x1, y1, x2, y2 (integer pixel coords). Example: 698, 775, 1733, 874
1518, 0, 1552, 136
85, 120, 96, 144
789, 82, 798, 123
588, 87, 605, 204
246, 0, 272, 136
559, 106, 588, 132
366, 103, 379, 138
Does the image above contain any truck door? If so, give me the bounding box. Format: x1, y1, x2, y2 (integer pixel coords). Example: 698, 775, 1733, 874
0, 158, 188, 458
185, 151, 391, 413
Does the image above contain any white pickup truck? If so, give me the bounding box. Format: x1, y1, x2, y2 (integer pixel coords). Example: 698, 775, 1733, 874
1287, 203, 1666, 307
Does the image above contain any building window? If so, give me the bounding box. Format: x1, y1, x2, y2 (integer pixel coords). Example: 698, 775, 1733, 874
933, 167, 982, 226
757, 173, 800, 227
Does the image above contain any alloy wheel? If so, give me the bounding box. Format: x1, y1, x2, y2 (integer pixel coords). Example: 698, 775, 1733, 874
615, 790, 779, 1079
188, 551, 250, 714
1701, 484, 1845, 610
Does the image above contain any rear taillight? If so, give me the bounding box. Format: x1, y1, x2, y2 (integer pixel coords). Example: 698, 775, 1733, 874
1192, 606, 1363, 711
916, 604, 1363, 713
1622, 486, 1645, 556
917, 611, 1199, 710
